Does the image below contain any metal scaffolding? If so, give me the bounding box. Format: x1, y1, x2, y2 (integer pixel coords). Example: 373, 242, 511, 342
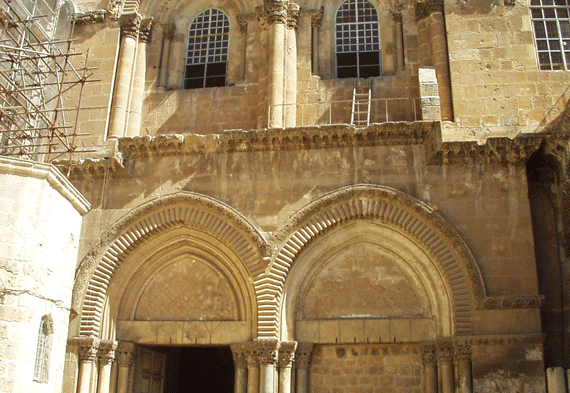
0, 0, 94, 166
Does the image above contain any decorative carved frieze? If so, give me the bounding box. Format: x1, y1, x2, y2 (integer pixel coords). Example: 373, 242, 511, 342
98, 340, 118, 364
478, 295, 544, 310
455, 333, 544, 346
231, 343, 248, 369
116, 342, 137, 366
54, 155, 132, 181
278, 341, 297, 368
255, 339, 280, 365
107, 0, 122, 20
295, 343, 313, 369
73, 10, 106, 24
119, 13, 141, 39
139, 18, 153, 43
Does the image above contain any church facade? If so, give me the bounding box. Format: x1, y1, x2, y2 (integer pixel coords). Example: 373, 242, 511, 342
1, 0, 570, 392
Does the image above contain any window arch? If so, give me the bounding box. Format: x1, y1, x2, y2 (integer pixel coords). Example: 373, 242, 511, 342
531, 0, 570, 70
33, 315, 53, 383
185, 8, 230, 89
335, 0, 381, 78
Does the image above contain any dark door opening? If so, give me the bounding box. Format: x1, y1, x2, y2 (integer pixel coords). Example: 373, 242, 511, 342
158, 346, 235, 393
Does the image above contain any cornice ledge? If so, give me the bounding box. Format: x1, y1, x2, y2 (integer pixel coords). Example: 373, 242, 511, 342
0, 157, 90, 215
455, 333, 544, 346
73, 9, 107, 24
54, 154, 132, 180
476, 294, 544, 310
119, 122, 442, 159
428, 134, 545, 165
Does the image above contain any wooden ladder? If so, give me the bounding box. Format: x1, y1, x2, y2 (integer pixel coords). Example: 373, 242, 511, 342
351, 84, 371, 127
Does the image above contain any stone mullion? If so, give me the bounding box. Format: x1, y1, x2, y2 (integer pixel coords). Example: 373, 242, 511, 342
108, 13, 141, 139
158, 23, 174, 90
115, 342, 136, 393
455, 345, 473, 393
277, 342, 297, 393
256, 339, 280, 393
436, 340, 455, 393
421, 343, 438, 393
246, 342, 260, 393
76, 337, 100, 393
231, 343, 249, 393
97, 341, 117, 393
294, 343, 313, 393
127, 17, 153, 137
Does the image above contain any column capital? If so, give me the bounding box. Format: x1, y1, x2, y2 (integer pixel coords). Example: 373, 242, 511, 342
139, 18, 154, 43
231, 343, 249, 369
415, 0, 443, 21
245, 342, 260, 367
161, 23, 175, 39
287, 3, 300, 29
436, 339, 454, 362
120, 12, 142, 38
265, 0, 289, 24
454, 344, 472, 361
98, 340, 118, 364
309, 8, 323, 27
278, 341, 297, 368
116, 342, 137, 366
254, 338, 280, 365
421, 342, 437, 365
295, 342, 313, 369
70, 336, 101, 362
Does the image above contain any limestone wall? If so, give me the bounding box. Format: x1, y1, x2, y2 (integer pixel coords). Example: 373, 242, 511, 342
0, 158, 89, 393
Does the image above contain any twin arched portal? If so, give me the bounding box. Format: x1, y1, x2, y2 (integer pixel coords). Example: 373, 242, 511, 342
71, 185, 484, 345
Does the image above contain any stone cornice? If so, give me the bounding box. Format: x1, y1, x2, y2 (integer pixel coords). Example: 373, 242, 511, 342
428, 134, 545, 165
55, 155, 132, 181
0, 157, 90, 215
73, 10, 107, 24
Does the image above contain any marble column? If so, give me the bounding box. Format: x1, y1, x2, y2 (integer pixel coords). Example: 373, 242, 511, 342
428, 9, 453, 121
97, 341, 117, 393
284, 4, 299, 128
158, 23, 175, 90
76, 337, 100, 393
127, 17, 153, 137
295, 343, 313, 393
246, 342, 260, 393
265, 0, 288, 128
231, 343, 249, 393
455, 345, 473, 393
437, 340, 454, 393
278, 342, 297, 393
256, 339, 280, 393
310, 10, 322, 75
115, 342, 136, 393
108, 13, 141, 139
421, 343, 438, 393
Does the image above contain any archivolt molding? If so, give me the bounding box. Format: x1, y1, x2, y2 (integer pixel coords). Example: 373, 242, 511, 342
257, 185, 485, 338
73, 192, 270, 337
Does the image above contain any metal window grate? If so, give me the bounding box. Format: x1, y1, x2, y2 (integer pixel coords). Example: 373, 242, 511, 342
185, 8, 229, 89
531, 0, 570, 70
33, 317, 52, 383
335, 0, 381, 79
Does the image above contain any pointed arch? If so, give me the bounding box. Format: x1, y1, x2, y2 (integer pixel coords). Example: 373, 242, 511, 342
72, 192, 270, 337
255, 185, 485, 339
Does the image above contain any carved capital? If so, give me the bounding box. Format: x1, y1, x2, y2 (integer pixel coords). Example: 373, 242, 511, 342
161, 23, 175, 40
120, 12, 142, 38
287, 3, 300, 29
310, 8, 323, 27
454, 344, 471, 361
265, 0, 289, 24
436, 339, 454, 362
116, 342, 137, 366
72, 337, 100, 362
254, 339, 280, 365
295, 342, 313, 369
278, 341, 297, 368
231, 343, 248, 369
245, 341, 259, 367
236, 14, 250, 34
74, 10, 106, 24
421, 343, 437, 365
139, 18, 154, 43
415, 0, 443, 21
107, 0, 122, 20
98, 340, 118, 364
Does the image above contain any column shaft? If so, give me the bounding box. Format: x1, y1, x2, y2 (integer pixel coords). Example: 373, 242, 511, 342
78, 360, 94, 393
284, 5, 299, 128
428, 11, 452, 121
421, 344, 437, 393
74, 337, 100, 393
395, 18, 404, 70
295, 343, 313, 393
268, 22, 286, 127
115, 342, 136, 393
158, 24, 174, 89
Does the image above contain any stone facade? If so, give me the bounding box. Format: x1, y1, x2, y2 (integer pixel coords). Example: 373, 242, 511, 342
3, 0, 570, 392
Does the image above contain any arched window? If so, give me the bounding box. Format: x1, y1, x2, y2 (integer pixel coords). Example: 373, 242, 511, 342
185, 8, 230, 89
33, 315, 53, 383
531, 0, 570, 70
335, 0, 381, 78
